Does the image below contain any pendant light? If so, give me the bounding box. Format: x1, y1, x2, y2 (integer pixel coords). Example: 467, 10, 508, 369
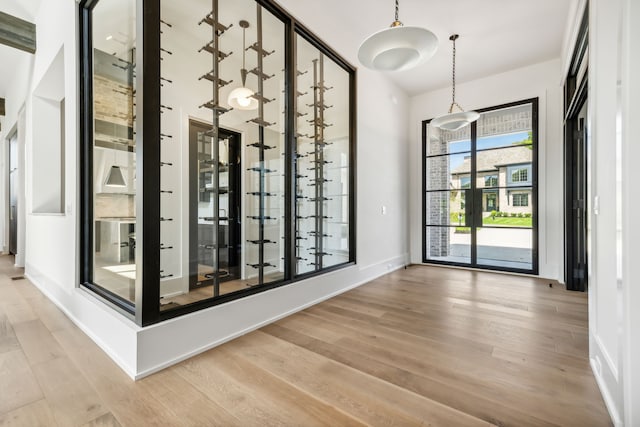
358, 0, 438, 71
431, 35, 479, 131
228, 20, 259, 110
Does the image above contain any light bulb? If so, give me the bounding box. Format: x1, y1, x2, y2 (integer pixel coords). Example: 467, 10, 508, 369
237, 96, 251, 107
228, 86, 259, 111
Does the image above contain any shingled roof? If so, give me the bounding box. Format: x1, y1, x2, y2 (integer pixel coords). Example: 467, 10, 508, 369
451, 145, 532, 175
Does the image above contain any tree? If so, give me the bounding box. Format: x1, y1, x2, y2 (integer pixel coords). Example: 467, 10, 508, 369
512, 131, 533, 150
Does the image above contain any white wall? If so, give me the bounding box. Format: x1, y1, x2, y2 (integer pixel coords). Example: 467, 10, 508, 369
408, 59, 564, 282
620, 0, 640, 423
582, 0, 640, 425
31, 48, 65, 214
586, 0, 624, 423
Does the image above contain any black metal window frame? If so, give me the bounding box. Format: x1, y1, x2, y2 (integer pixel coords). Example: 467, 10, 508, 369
421, 98, 539, 275
79, 0, 357, 326
563, 3, 589, 291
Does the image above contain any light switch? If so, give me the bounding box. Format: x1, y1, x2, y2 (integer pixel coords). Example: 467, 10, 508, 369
381, 205, 387, 215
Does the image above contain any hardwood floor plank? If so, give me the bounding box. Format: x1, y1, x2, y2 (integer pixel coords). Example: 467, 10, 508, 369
226, 331, 494, 427
138, 368, 244, 427
30, 356, 109, 427
51, 327, 186, 427
287, 310, 604, 422
262, 323, 557, 427
81, 412, 122, 427
0, 399, 57, 427
0, 350, 43, 415
0, 302, 38, 326
26, 298, 75, 333
12, 319, 65, 365
0, 313, 20, 355
176, 349, 368, 426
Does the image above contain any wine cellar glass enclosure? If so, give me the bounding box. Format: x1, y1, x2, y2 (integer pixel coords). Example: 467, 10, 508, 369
79, 0, 356, 326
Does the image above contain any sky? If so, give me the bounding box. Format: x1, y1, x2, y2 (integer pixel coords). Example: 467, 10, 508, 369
446, 131, 530, 170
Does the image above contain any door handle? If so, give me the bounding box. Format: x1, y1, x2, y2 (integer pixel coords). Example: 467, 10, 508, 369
475, 189, 484, 228
464, 189, 472, 227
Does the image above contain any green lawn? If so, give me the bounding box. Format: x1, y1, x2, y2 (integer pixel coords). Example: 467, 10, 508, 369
449, 213, 532, 228
483, 216, 532, 227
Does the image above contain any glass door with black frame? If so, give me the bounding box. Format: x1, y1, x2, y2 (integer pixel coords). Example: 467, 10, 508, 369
424, 100, 537, 274
424, 124, 472, 265
474, 103, 536, 272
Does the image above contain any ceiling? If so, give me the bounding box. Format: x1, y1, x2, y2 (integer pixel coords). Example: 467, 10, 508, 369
0, 0, 575, 99
0, 0, 41, 99
279, 0, 576, 96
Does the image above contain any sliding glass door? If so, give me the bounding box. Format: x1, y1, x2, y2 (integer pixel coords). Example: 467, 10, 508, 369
423, 99, 538, 274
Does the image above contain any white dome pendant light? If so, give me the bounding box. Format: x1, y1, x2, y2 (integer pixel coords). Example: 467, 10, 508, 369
228, 20, 259, 110
431, 34, 479, 131
358, 0, 438, 72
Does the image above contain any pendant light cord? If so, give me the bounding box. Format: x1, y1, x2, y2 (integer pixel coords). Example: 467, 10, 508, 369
449, 34, 463, 114
239, 21, 249, 86
242, 26, 246, 71
451, 37, 456, 106
390, 0, 402, 27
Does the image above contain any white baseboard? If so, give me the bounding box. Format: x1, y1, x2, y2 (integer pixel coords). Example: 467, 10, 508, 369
135, 253, 409, 379
24, 253, 410, 380
590, 334, 623, 426
24, 264, 139, 380
591, 357, 623, 427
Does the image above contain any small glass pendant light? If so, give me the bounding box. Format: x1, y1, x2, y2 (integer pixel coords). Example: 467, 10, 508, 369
228, 20, 259, 110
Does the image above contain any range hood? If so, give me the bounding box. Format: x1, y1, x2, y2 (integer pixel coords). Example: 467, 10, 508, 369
96, 147, 135, 194
105, 165, 127, 187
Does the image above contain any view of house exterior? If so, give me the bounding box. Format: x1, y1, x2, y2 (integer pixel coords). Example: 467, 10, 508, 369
450, 145, 533, 216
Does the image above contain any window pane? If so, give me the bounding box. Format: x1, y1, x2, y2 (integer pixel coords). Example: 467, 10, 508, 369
482, 187, 533, 228
477, 227, 533, 270
475, 146, 532, 188
425, 191, 469, 226
425, 124, 471, 156
476, 103, 533, 151
426, 153, 471, 191
425, 226, 471, 264
91, 0, 137, 305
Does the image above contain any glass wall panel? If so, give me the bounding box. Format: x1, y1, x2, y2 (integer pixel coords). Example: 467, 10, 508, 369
158, 0, 286, 311
295, 34, 351, 274
91, 0, 137, 305
81, 0, 355, 324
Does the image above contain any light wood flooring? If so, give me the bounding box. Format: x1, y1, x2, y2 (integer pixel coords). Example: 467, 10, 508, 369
0, 255, 611, 426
